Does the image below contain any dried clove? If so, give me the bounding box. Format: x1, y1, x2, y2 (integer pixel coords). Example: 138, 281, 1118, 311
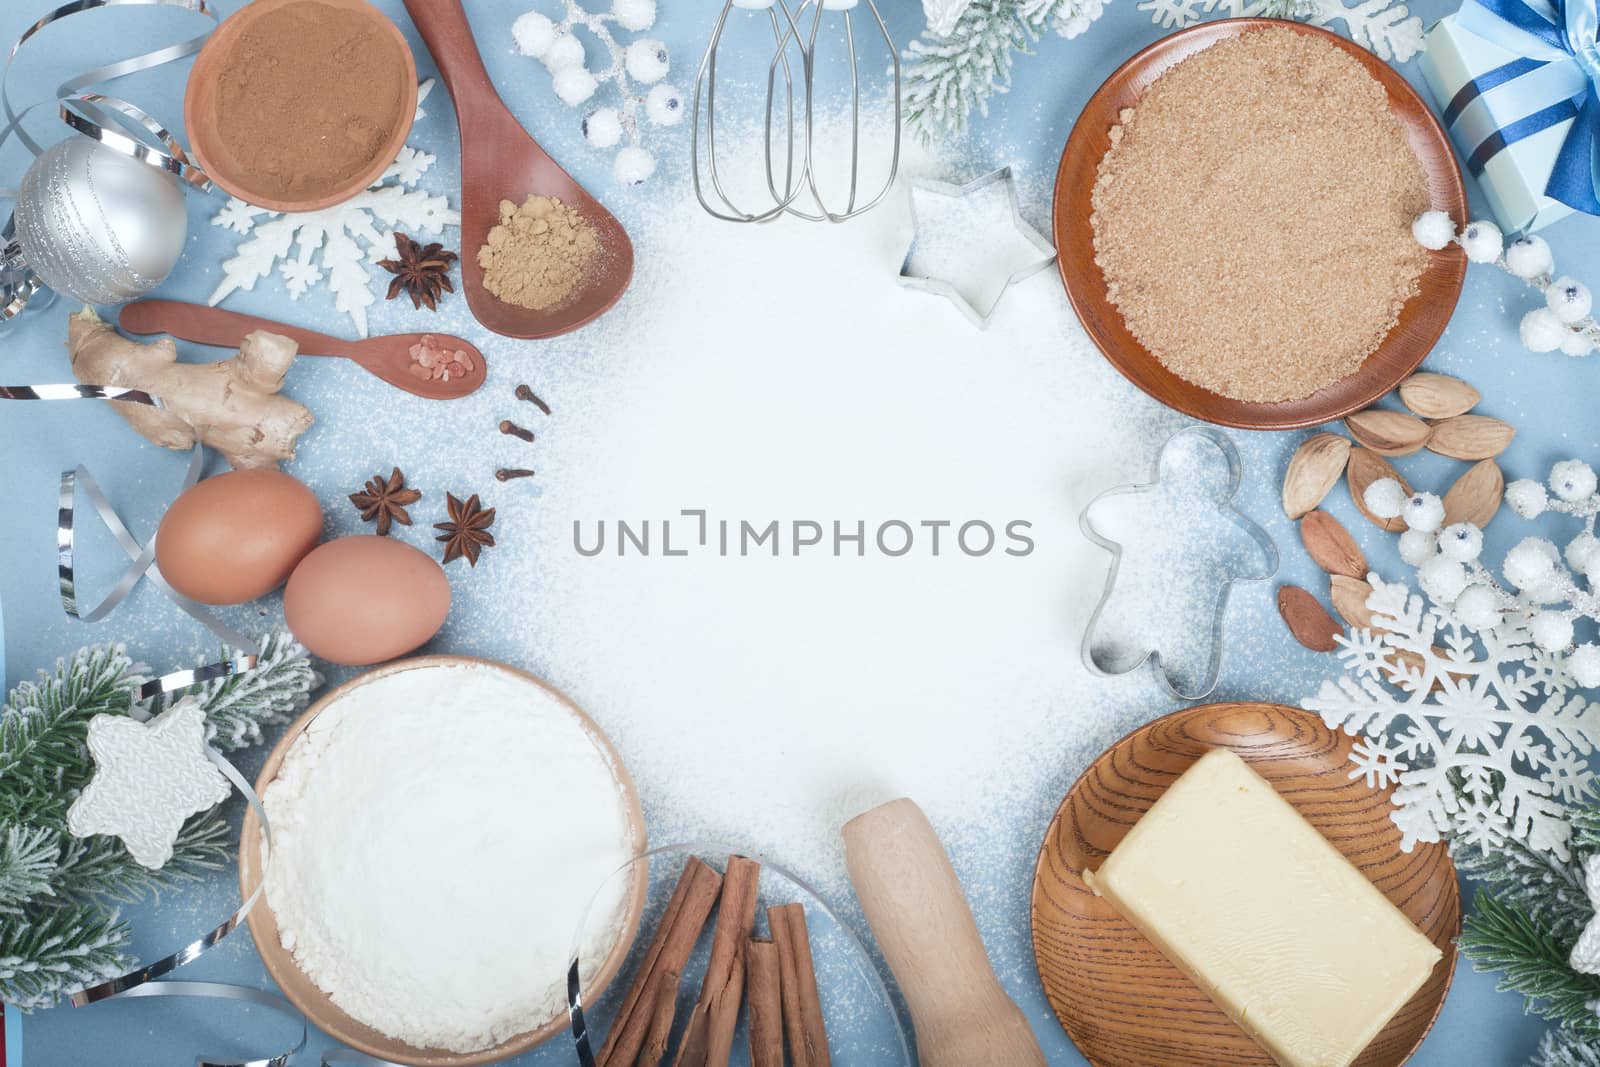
499, 419, 535, 442
496, 468, 536, 482
514, 384, 552, 415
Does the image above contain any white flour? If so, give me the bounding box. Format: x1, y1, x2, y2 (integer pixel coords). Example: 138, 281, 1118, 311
262, 663, 636, 1053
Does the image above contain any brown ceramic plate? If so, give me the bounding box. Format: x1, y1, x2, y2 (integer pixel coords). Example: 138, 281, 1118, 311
1031, 702, 1459, 1067
240, 655, 648, 1067
1054, 19, 1467, 430
186, 0, 418, 212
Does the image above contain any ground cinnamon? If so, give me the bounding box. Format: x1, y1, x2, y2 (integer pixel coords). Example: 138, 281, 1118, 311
213, 0, 409, 202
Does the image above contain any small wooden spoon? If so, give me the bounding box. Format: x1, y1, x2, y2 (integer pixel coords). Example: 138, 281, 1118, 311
402, 0, 634, 339
118, 301, 486, 400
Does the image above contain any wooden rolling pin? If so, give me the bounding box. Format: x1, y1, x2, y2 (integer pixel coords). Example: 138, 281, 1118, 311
843, 798, 1048, 1067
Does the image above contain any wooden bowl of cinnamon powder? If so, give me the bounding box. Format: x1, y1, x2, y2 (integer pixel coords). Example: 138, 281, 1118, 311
186, 0, 417, 212
1055, 20, 1466, 430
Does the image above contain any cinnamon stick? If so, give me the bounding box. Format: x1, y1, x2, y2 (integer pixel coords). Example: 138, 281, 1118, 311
671, 855, 762, 1067
746, 938, 784, 1067
600, 857, 723, 1067
770, 903, 832, 1067
636, 966, 681, 1067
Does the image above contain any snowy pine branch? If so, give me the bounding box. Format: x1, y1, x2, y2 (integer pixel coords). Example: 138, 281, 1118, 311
0, 635, 316, 1008
903, 0, 1106, 139
1534, 1029, 1600, 1067
1461, 891, 1600, 1038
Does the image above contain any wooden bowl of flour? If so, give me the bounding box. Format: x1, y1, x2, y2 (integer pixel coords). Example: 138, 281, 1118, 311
240, 655, 648, 1066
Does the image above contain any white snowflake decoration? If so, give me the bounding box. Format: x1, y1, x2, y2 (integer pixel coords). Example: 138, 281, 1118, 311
1138, 0, 1424, 62
1304, 574, 1600, 862
513, 2, 685, 185
1570, 853, 1600, 975
65, 701, 232, 870
206, 81, 461, 338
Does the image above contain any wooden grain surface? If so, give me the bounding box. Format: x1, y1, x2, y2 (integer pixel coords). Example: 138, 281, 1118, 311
1052, 19, 1468, 430
1030, 702, 1459, 1067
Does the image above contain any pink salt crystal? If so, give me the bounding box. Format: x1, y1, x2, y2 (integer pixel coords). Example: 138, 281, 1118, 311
408, 363, 431, 381
457, 351, 474, 372
418, 350, 435, 368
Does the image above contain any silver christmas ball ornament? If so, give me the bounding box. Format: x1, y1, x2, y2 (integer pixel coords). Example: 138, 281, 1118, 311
13, 136, 188, 305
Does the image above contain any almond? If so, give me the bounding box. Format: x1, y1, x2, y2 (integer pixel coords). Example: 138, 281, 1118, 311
1278, 585, 1343, 652
1344, 409, 1431, 456
1282, 433, 1352, 518
1301, 510, 1367, 579
1399, 372, 1481, 420
1427, 414, 1515, 460
1442, 459, 1504, 528
1346, 449, 1411, 532
1329, 575, 1376, 629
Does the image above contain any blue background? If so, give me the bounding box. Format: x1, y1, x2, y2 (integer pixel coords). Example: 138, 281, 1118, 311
1, 0, 1597, 1064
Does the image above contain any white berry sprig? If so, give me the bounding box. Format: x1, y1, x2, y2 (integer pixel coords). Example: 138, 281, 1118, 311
512, 0, 685, 185
1413, 212, 1598, 359
1365, 459, 1600, 683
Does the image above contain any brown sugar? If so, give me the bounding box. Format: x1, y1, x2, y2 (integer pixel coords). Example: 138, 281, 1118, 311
213, 0, 409, 203
1090, 28, 1431, 403
478, 195, 599, 310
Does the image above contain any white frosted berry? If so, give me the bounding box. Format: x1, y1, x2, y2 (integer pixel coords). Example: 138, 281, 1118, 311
1399, 528, 1439, 566
645, 83, 684, 126
611, 0, 657, 31
624, 39, 669, 82
613, 145, 656, 185
1459, 219, 1504, 263
1411, 210, 1456, 251
1570, 643, 1600, 688
1552, 459, 1598, 501
582, 107, 623, 148
1438, 522, 1484, 563
1364, 477, 1408, 519
1454, 583, 1501, 629
513, 11, 557, 58
1565, 532, 1600, 576
542, 32, 585, 73
1548, 277, 1594, 324
1506, 478, 1548, 518
1521, 307, 1569, 353
1530, 611, 1575, 651
1504, 235, 1555, 279
1504, 536, 1562, 590
554, 66, 599, 105
1561, 331, 1595, 357
1419, 555, 1470, 603
1403, 491, 1446, 533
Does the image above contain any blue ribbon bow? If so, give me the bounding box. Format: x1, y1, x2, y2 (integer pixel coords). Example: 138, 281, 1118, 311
1447, 0, 1600, 216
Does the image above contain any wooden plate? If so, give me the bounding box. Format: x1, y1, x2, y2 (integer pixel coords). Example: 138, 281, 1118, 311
185, 0, 418, 212
1030, 702, 1459, 1067
1053, 20, 1468, 430
239, 655, 649, 1066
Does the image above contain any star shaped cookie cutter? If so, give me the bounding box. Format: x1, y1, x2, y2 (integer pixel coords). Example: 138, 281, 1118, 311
1079, 425, 1278, 701
896, 166, 1057, 328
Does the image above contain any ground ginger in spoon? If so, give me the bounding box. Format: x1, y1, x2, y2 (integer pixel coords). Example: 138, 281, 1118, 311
479, 194, 599, 310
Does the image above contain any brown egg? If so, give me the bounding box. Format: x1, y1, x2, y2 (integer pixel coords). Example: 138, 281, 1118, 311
156, 469, 323, 605
283, 536, 450, 666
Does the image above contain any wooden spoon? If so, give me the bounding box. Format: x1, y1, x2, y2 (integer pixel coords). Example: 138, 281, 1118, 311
402, 0, 634, 339
118, 300, 486, 400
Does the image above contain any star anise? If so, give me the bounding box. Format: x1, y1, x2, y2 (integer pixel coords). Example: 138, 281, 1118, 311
349, 467, 422, 536
377, 232, 458, 311
434, 492, 496, 567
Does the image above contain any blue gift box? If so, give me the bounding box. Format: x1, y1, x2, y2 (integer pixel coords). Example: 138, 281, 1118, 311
1418, 0, 1599, 233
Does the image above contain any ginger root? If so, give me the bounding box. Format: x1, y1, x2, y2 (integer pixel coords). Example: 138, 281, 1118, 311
68, 308, 313, 470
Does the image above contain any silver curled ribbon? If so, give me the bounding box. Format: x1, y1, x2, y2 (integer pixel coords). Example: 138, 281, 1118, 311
0, 0, 218, 318
2, 383, 259, 653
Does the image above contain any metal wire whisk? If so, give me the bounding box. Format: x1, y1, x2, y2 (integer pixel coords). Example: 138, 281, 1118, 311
692, 0, 901, 224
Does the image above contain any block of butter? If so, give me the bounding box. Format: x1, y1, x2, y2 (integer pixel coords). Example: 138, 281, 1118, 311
1083, 748, 1441, 1067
